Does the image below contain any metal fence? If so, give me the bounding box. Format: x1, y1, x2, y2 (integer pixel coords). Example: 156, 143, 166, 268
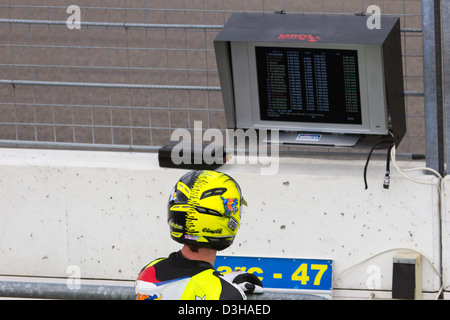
0, 1, 440, 164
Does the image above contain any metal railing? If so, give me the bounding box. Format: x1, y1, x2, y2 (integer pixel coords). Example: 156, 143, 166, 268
0, 278, 327, 300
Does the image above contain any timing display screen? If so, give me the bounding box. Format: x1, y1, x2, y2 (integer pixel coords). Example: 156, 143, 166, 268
255, 46, 362, 124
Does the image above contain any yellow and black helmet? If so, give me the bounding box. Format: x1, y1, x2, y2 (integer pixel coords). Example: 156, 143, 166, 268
167, 170, 246, 251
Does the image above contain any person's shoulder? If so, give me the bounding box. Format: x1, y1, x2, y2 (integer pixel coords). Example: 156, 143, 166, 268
138, 256, 167, 272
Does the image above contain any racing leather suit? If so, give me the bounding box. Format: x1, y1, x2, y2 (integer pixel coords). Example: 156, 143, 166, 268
135, 250, 246, 300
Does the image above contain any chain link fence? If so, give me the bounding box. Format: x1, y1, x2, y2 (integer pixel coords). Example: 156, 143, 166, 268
0, 0, 426, 156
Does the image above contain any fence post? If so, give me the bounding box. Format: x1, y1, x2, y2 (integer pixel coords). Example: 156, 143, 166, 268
422, 0, 445, 176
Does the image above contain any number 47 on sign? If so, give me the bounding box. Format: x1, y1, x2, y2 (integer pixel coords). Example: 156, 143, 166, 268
215, 256, 333, 291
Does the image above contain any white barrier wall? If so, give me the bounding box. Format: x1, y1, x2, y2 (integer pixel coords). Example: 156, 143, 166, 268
441, 177, 450, 295
0, 148, 442, 295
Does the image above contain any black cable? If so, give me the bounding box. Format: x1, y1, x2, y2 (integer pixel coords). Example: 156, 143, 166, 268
363, 141, 395, 190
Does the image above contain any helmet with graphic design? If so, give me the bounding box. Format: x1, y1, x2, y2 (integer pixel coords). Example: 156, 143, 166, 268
167, 170, 246, 251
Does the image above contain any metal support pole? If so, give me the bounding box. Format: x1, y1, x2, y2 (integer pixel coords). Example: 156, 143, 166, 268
422, 0, 445, 176
443, 0, 450, 173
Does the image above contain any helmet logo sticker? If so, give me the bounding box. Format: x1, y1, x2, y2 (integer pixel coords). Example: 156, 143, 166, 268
184, 234, 199, 241
169, 221, 183, 230
202, 228, 223, 234
169, 187, 177, 202
222, 197, 238, 217
228, 216, 238, 231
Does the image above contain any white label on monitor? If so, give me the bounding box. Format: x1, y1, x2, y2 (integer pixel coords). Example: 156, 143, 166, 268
296, 134, 322, 142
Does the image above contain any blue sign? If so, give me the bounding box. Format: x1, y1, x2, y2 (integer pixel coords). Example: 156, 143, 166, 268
215, 256, 332, 291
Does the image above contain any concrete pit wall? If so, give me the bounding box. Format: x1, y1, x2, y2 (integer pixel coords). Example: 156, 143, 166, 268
0, 148, 443, 298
